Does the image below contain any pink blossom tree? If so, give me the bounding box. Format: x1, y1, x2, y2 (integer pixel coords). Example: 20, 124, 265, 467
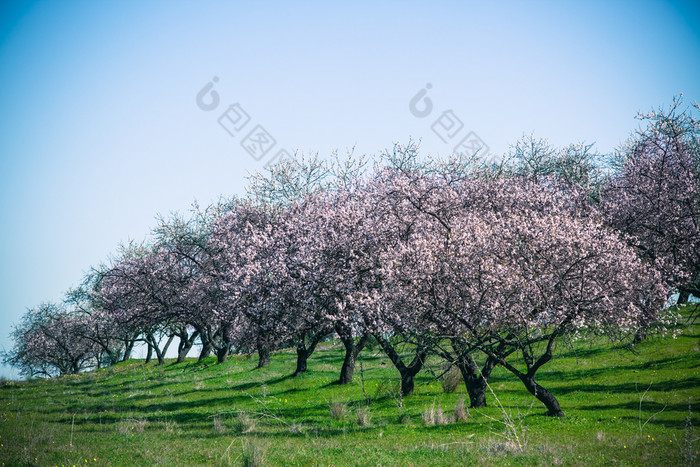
603, 97, 700, 305
282, 185, 385, 384
206, 202, 293, 367
100, 244, 181, 365
373, 158, 668, 409
260, 203, 334, 377
436, 206, 668, 417
3, 303, 97, 377
242, 150, 368, 375
66, 279, 132, 366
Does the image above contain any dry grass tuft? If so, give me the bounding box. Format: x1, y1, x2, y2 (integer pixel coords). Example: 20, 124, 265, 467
117, 418, 147, 435
485, 440, 523, 455
356, 407, 371, 427
212, 416, 226, 433
241, 439, 265, 467
328, 398, 347, 421
453, 397, 469, 422
423, 400, 449, 426
234, 412, 257, 433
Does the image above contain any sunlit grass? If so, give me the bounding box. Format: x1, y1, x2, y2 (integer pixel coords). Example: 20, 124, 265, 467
0, 307, 698, 465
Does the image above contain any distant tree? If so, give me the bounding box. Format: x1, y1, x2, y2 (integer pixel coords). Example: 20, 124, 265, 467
261, 203, 333, 377
64, 266, 143, 366
100, 243, 179, 366
65, 287, 124, 367
499, 134, 606, 201
246, 149, 367, 208
151, 205, 228, 363
3, 303, 96, 377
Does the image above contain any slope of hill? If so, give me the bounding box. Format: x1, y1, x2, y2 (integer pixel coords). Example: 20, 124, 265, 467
1, 309, 699, 466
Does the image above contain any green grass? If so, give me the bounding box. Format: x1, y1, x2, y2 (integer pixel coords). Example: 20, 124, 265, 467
1, 310, 699, 466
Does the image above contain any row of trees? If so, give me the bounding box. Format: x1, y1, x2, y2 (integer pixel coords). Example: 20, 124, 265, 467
5, 98, 699, 417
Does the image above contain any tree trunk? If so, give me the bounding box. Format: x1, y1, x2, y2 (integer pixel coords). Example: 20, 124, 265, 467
176, 330, 199, 363
519, 373, 565, 417
398, 357, 425, 396
632, 326, 648, 345
154, 334, 175, 366
122, 338, 135, 362
176, 341, 191, 363
293, 335, 320, 376
452, 338, 496, 408
199, 339, 212, 361
337, 330, 370, 385
145, 341, 153, 364
294, 346, 308, 376
338, 344, 356, 384
458, 356, 487, 408
216, 345, 229, 363
257, 346, 271, 369
400, 371, 416, 396
293, 330, 327, 377
374, 334, 427, 396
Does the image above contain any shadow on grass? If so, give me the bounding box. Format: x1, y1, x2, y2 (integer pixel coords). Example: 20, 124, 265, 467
497, 353, 698, 387
578, 399, 691, 416
549, 375, 699, 396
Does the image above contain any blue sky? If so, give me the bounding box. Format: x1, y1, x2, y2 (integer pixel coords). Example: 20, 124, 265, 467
1, 0, 698, 378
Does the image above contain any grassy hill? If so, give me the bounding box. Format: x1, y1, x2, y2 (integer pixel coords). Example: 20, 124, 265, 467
1, 309, 699, 466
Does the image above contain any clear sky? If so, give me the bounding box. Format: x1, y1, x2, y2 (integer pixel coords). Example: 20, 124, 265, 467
1, 0, 698, 378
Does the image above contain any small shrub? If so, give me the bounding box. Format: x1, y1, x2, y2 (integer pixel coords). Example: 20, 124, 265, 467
423, 403, 435, 426
483, 382, 529, 453
329, 398, 347, 421
453, 398, 469, 422
398, 412, 411, 425
241, 439, 265, 467
375, 378, 400, 400
356, 407, 371, 427
440, 365, 462, 393
194, 376, 205, 390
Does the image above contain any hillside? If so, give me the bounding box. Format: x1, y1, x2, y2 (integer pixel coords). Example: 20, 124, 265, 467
1, 309, 699, 466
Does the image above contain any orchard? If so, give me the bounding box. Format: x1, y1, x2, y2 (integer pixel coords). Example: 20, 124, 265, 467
4, 99, 699, 420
